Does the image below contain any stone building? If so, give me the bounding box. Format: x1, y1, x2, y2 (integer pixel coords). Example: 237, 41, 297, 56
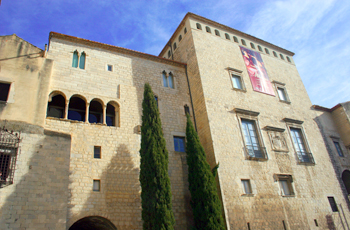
0, 12, 349, 229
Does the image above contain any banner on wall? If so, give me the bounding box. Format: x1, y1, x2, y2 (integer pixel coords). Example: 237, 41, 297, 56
240, 46, 275, 96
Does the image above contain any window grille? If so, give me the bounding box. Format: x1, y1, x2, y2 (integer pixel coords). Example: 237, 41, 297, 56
0, 127, 20, 188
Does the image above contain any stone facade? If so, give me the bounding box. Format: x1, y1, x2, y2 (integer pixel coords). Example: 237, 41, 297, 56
1, 12, 349, 230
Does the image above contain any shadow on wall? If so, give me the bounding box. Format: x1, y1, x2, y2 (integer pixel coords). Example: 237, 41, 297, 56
314, 113, 350, 212
67, 144, 142, 230
0, 129, 71, 229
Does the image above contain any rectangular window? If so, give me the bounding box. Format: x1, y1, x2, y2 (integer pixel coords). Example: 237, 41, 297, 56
241, 119, 264, 159
276, 174, 294, 196
277, 87, 287, 101
107, 64, 113, 71
290, 128, 313, 163
94, 146, 101, 159
0, 83, 11, 102
328, 197, 338, 212
93, 180, 100, 191
241, 179, 252, 194
231, 74, 243, 89
174, 136, 185, 152
334, 141, 344, 157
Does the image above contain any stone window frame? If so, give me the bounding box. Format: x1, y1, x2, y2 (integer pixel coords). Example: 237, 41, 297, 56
205, 26, 211, 33
241, 39, 247, 46
107, 64, 113, 72
274, 174, 295, 197
226, 67, 246, 92
272, 81, 291, 104
215, 29, 220, 36
235, 108, 268, 161
280, 54, 285, 60
330, 136, 345, 157
0, 81, 12, 104
284, 118, 315, 165
94, 146, 101, 159
93, 179, 101, 192
265, 48, 270, 55
240, 179, 256, 197
71, 50, 87, 70
250, 42, 255, 49
327, 196, 339, 212
173, 135, 186, 153
225, 33, 230, 40
196, 23, 202, 30
162, 71, 175, 90
233, 36, 239, 43
258, 45, 263, 52
286, 56, 292, 63
273, 51, 278, 57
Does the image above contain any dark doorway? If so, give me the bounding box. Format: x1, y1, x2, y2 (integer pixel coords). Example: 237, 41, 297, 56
69, 216, 117, 230
342, 170, 350, 195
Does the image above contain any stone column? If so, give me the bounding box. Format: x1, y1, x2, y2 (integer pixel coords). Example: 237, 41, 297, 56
64, 100, 69, 119
103, 104, 106, 125
85, 103, 89, 123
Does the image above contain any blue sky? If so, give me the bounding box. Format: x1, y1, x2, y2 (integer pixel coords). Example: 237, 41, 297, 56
1, 0, 349, 108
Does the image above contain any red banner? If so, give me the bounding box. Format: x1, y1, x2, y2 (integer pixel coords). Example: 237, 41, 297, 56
240, 46, 275, 96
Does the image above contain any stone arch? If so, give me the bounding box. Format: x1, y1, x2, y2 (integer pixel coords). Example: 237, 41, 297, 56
342, 170, 350, 195
68, 94, 87, 122
47, 91, 66, 118
69, 216, 117, 230
106, 100, 120, 127
89, 98, 104, 124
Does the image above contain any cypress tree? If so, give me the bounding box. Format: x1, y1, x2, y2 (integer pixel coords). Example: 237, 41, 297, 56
185, 115, 226, 230
139, 83, 175, 230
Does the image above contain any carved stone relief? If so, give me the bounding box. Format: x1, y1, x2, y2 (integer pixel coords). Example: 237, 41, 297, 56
268, 131, 288, 152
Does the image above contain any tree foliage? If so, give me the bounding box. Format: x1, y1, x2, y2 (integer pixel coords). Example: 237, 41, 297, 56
139, 83, 175, 230
185, 115, 226, 230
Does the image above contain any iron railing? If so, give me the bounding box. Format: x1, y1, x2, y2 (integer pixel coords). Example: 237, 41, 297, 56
296, 151, 314, 164
244, 145, 267, 160
0, 127, 20, 188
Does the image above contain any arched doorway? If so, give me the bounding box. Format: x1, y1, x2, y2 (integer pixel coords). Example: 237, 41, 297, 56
342, 170, 350, 195
69, 216, 117, 230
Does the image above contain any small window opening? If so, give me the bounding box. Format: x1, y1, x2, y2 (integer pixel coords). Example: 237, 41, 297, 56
94, 146, 101, 159
107, 64, 113, 71
314, 219, 318, 227
184, 104, 190, 115
163, 71, 168, 87
277, 87, 288, 101
179, 35, 182, 42
174, 136, 185, 152
241, 39, 246, 46
72, 50, 79, 68
258, 45, 263, 52
250, 43, 255, 49
68, 96, 86, 122
89, 100, 103, 124
241, 179, 252, 194
334, 141, 344, 157
225, 33, 230, 40
168, 50, 171, 58
168, 73, 174, 89
273, 51, 278, 57
231, 74, 243, 90
233, 36, 238, 43
215, 29, 220, 36
0, 83, 11, 102
286, 56, 291, 62
47, 93, 65, 118
154, 95, 158, 107
173, 42, 177, 50
93, 180, 100, 191
280, 54, 285, 60
196, 23, 202, 30
328, 197, 339, 212
206, 26, 211, 33
79, 52, 86, 69
184, 27, 187, 34
265, 48, 270, 54
106, 103, 118, 127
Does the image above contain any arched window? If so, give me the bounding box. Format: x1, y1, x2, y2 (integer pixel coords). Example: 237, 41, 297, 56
168, 50, 171, 58
258, 45, 263, 52
215, 29, 220, 36
233, 36, 238, 43
280, 54, 285, 60
47, 93, 65, 118
168, 73, 174, 89
265, 48, 270, 54
173, 42, 177, 50
287, 56, 291, 62
273, 51, 278, 57
72, 50, 79, 68
196, 23, 202, 30
342, 170, 350, 195
179, 35, 182, 42
206, 26, 211, 33
106, 102, 119, 127
89, 100, 103, 124
68, 96, 86, 122
241, 39, 246, 46
184, 27, 187, 34
250, 43, 255, 49
225, 33, 230, 40
163, 71, 168, 87
79, 52, 86, 69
